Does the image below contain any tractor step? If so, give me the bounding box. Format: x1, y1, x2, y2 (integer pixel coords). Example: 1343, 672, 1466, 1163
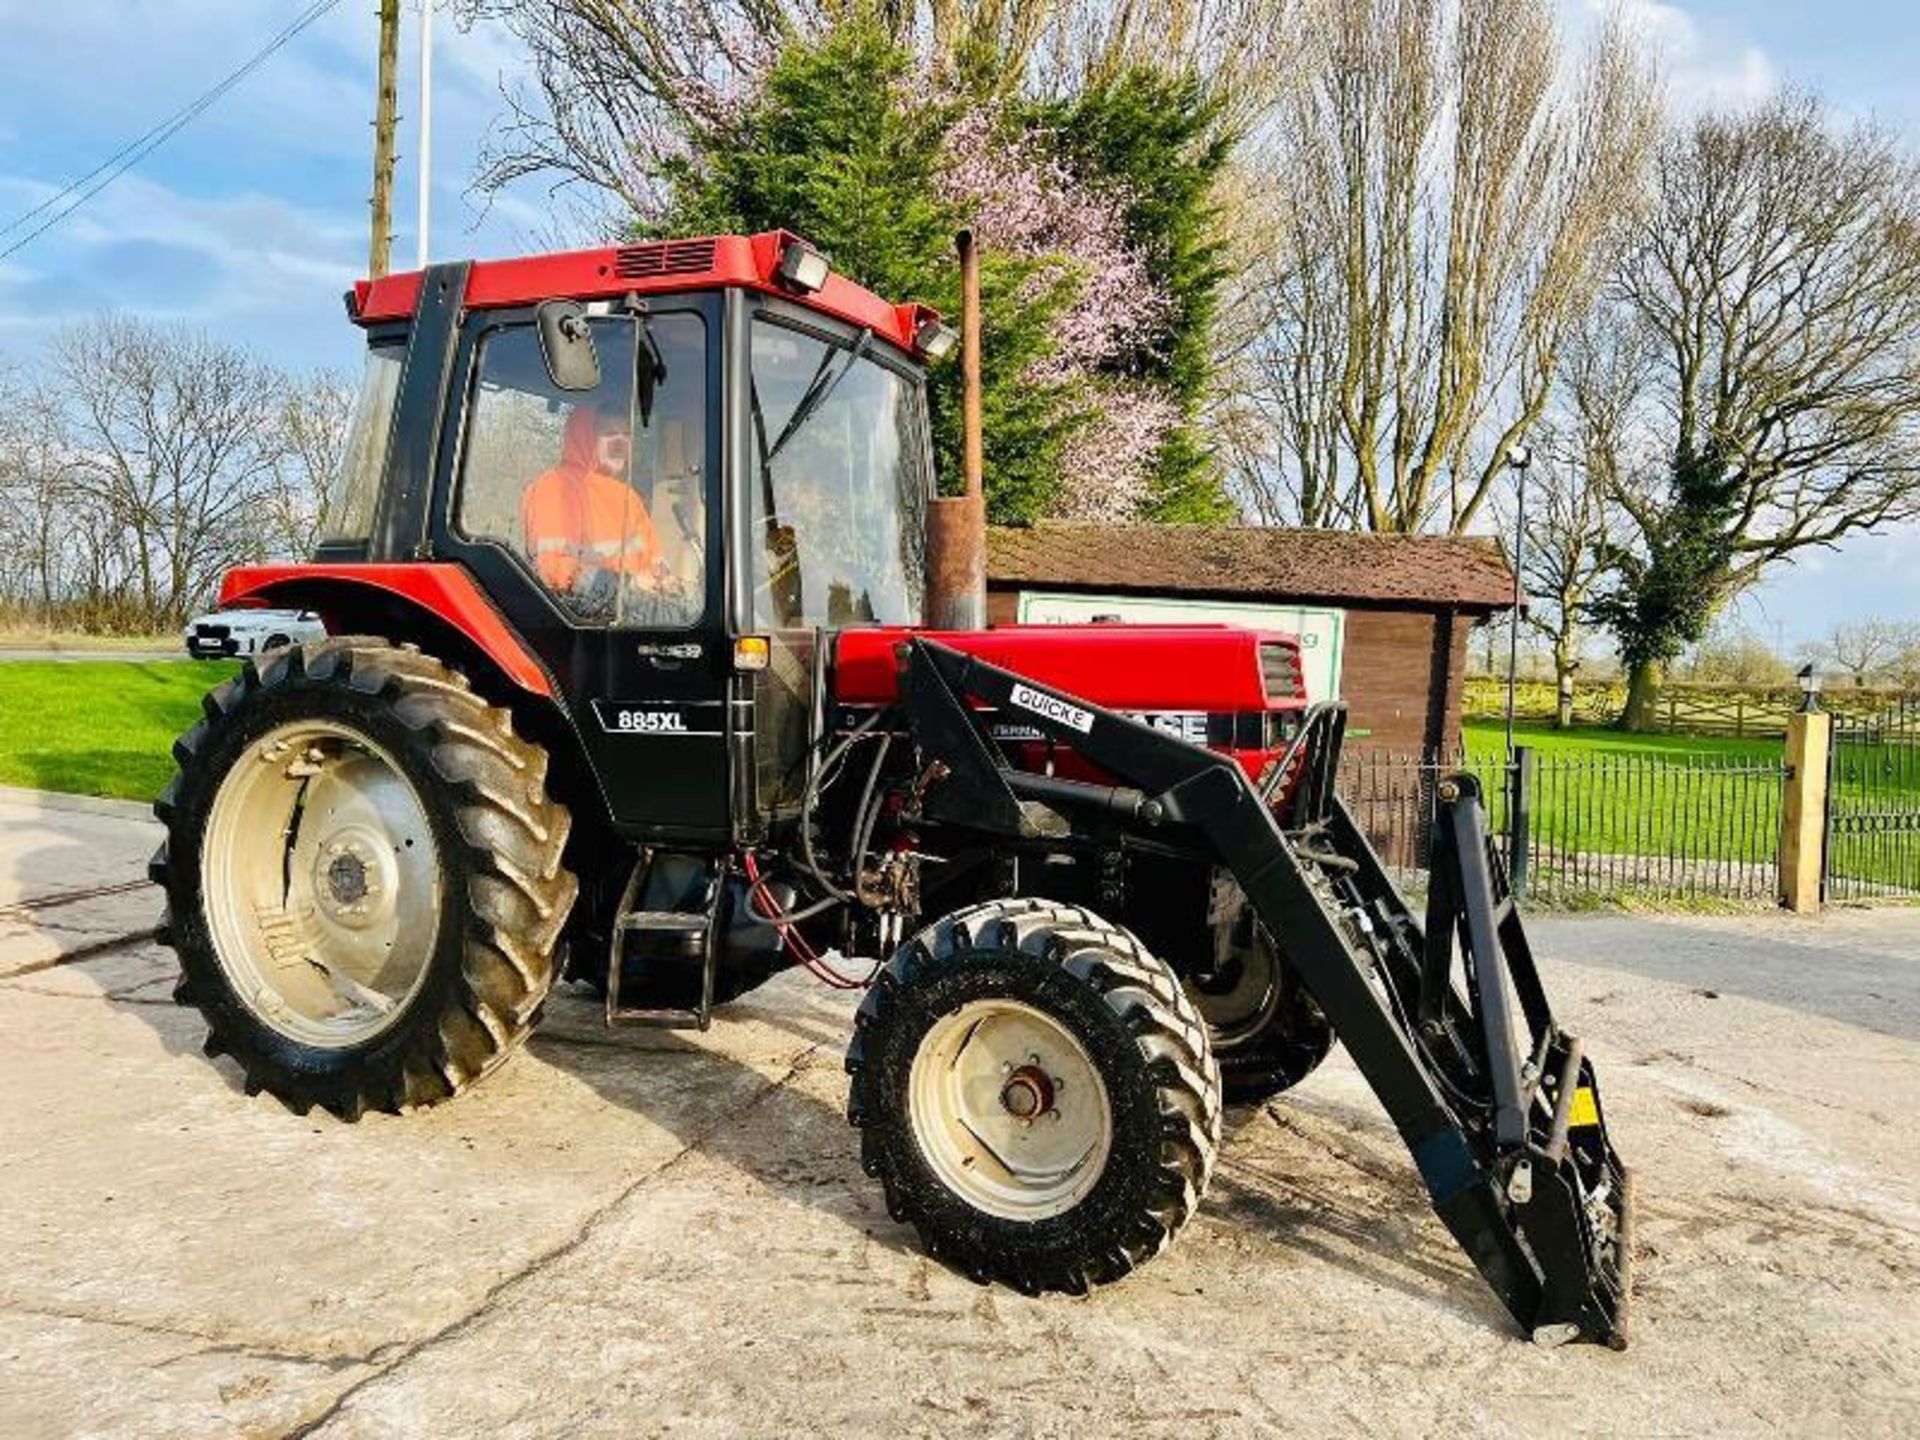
606, 858, 722, 1031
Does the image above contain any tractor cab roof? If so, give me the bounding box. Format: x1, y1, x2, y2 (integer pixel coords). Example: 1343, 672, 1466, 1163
348, 230, 939, 357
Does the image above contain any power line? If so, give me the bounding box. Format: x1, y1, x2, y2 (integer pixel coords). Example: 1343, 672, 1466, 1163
0, 0, 344, 262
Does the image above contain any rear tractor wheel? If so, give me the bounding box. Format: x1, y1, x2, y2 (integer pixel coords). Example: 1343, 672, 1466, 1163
847, 899, 1221, 1294
152, 637, 577, 1119
1186, 914, 1334, 1106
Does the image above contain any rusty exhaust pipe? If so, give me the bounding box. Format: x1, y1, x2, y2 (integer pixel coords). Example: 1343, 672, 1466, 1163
926, 229, 987, 630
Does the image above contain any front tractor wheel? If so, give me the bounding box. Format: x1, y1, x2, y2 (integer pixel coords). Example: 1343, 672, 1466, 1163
847, 899, 1222, 1295
152, 638, 578, 1119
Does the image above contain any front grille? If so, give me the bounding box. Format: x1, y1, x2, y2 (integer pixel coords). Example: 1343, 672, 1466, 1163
198, 624, 231, 639
1259, 640, 1303, 702
613, 239, 718, 281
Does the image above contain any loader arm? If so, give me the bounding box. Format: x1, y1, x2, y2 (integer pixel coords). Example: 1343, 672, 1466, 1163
898, 638, 1633, 1346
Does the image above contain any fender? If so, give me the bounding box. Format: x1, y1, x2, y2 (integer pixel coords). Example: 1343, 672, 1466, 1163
219, 562, 555, 699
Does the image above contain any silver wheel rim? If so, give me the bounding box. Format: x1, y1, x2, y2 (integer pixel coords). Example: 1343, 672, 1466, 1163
908, 999, 1113, 1220
201, 719, 442, 1049
1187, 930, 1281, 1051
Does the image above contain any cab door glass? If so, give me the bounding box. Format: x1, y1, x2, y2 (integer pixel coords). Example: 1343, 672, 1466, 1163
746, 319, 928, 630
457, 314, 709, 627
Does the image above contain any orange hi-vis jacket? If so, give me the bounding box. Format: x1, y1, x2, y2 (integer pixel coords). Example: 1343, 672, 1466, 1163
520, 405, 662, 591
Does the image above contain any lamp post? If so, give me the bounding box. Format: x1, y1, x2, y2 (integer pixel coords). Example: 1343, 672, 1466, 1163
1504, 443, 1533, 759
1797, 662, 1822, 713
416, 0, 434, 270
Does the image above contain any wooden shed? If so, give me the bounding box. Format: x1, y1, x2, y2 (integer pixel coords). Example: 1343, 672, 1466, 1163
987, 522, 1516, 754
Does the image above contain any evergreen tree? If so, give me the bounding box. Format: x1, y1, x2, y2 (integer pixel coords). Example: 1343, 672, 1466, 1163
1036, 69, 1235, 521
659, 18, 1083, 522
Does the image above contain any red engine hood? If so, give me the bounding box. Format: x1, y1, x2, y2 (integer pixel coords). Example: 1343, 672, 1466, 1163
833, 625, 1305, 713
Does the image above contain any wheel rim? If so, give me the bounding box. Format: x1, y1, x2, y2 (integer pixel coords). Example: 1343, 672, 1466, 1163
201, 719, 442, 1049
1187, 929, 1281, 1051
908, 998, 1113, 1221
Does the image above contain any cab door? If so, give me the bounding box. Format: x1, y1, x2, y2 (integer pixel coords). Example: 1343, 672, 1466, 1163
435, 297, 730, 840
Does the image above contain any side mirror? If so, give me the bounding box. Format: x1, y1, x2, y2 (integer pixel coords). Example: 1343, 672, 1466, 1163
536, 300, 601, 392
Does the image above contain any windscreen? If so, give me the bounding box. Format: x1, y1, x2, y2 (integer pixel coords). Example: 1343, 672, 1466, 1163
747, 318, 930, 629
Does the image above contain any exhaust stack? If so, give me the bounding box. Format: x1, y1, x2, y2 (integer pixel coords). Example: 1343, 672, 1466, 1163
926, 229, 987, 630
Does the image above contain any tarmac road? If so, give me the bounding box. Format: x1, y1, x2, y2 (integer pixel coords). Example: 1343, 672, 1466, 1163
2, 789, 1917, 1437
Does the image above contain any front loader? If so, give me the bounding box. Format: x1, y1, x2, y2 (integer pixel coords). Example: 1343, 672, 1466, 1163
151, 230, 1631, 1344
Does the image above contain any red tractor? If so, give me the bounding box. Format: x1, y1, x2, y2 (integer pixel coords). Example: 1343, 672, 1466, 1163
153, 232, 1631, 1344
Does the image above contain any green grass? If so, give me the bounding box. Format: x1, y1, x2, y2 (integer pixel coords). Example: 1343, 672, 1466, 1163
1460, 719, 1779, 762
1444, 719, 1786, 898
0, 660, 236, 801
1455, 717, 1920, 898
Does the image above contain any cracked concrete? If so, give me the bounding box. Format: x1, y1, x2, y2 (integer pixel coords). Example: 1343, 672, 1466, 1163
3, 801, 1918, 1436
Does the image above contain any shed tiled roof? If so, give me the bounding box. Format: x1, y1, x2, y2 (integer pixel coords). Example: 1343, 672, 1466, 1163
986, 522, 1516, 612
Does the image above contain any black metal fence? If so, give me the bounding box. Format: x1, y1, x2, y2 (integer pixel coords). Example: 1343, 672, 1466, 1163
1826, 699, 1920, 900
1342, 747, 1786, 906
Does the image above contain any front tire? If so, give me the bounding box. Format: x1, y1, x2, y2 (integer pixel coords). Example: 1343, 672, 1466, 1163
152, 637, 577, 1119
847, 899, 1221, 1295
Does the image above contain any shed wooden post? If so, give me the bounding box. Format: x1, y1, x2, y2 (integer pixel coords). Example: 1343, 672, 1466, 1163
1778, 710, 1831, 914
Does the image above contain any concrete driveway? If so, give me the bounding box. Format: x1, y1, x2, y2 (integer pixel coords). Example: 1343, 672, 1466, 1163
2, 790, 1917, 1437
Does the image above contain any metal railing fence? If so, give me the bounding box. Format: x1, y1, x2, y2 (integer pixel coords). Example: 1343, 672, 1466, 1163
1340, 747, 1786, 906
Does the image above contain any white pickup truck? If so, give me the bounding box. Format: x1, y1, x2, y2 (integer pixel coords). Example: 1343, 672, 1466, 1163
182, 608, 327, 660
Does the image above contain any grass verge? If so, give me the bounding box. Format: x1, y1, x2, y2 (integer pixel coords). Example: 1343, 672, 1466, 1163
0, 660, 234, 801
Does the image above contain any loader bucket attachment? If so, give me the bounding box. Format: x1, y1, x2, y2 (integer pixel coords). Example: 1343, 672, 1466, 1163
901, 640, 1634, 1345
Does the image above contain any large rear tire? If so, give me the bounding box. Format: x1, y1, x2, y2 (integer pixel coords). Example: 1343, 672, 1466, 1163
846, 899, 1221, 1295
152, 638, 577, 1120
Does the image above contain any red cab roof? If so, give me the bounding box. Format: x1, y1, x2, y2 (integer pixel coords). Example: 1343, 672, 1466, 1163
349, 230, 935, 354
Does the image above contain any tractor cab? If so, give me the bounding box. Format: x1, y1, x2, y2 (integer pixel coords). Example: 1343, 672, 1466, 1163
280, 233, 945, 842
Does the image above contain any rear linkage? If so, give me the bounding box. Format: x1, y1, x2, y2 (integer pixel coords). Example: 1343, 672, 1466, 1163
898, 638, 1634, 1347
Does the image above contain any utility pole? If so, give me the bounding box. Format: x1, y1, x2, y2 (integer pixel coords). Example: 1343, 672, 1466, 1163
368, 0, 400, 278
416, 0, 434, 269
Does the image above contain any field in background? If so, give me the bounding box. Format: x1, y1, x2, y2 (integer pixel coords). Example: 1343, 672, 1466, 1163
1460, 719, 1778, 762
0, 626, 177, 654
0, 660, 233, 800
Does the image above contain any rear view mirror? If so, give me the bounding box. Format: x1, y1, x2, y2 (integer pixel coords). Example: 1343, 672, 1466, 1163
536, 300, 600, 392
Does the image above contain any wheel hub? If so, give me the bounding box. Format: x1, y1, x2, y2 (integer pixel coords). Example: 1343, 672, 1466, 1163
311, 826, 397, 926
201, 720, 440, 1049
1189, 927, 1282, 1050
999, 1063, 1055, 1120
908, 999, 1113, 1220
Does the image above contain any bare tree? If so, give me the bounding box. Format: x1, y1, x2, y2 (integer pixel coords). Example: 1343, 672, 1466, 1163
261, 373, 356, 562
1494, 437, 1622, 728
1221, 0, 1659, 534
0, 370, 92, 624
54, 316, 289, 626
1591, 95, 1920, 728
1815, 618, 1914, 688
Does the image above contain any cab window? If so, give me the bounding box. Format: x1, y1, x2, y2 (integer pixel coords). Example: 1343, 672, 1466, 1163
318, 342, 402, 543
456, 313, 708, 627
747, 319, 929, 630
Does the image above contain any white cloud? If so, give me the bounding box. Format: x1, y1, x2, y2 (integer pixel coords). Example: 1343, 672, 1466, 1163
1589, 0, 1779, 113
0, 169, 370, 368
0, 2, 548, 366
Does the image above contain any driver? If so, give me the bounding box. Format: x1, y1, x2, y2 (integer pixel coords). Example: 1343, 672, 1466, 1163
520, 403, 666, 616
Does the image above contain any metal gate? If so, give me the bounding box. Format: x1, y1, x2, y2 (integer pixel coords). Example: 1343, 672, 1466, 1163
1825, 698, 1920, 900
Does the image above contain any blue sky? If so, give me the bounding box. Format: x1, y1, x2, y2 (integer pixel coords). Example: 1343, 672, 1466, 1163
0, 0, 1915, 648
